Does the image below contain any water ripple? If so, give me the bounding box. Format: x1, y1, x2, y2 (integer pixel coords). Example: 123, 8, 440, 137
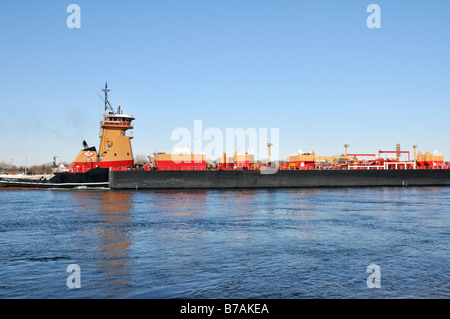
0, 187, 448, 298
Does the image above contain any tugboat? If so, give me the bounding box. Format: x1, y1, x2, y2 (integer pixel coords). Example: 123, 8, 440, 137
0, 82, 134, 188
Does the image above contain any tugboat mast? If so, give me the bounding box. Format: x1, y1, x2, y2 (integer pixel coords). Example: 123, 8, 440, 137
102, 82, 113, 113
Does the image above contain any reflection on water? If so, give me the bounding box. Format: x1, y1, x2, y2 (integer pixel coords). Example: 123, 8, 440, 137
72, 190, 134, 297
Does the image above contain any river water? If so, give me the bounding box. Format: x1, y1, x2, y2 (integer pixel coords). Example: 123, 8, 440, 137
0, 187, 448, 299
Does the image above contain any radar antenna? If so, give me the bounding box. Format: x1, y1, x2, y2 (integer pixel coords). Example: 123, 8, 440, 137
100, 82, 114, 113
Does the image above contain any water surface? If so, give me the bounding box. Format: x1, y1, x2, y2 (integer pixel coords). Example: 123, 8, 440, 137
0, 187, 448, 298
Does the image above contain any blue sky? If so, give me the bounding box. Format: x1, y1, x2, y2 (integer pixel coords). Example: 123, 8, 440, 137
1, 1, 449, 166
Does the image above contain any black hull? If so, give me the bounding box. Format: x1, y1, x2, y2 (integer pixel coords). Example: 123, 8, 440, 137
109, 169, 450, 189
0, 168, 109, 188
3, 168, 450, 189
